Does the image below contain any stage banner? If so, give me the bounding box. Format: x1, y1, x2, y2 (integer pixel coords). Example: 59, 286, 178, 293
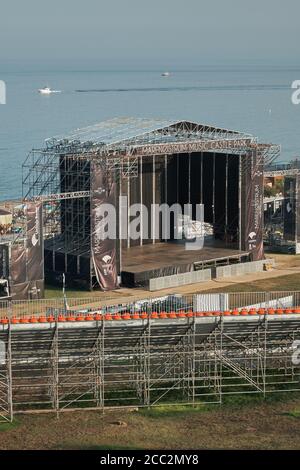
243, 150, 264, 260
0, 243, 9, 279
10, 244, 27, 285
283, 176, 296, 242
91, 163, 118, 290
296, 174, 300, 253
26, 202, 44, 282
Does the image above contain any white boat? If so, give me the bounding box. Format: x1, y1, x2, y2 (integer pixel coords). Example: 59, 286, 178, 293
38, 87, 61, 95
161, 72, 171, 77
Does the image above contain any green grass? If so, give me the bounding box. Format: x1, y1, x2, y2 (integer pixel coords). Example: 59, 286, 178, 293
45, 285, 96, 299
222, 389, 300, 407
0, 419, 19, 432
138, 390, 300, 419
138, 403, 213, 419
284, 409, 300, 419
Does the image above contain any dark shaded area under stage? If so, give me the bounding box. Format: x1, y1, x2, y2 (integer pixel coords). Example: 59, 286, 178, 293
121, 241, 250, 287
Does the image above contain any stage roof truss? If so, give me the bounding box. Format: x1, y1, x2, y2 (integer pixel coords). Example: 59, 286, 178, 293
23, 117, 280, 203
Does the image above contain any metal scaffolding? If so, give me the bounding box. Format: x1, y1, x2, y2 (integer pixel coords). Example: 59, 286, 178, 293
0, 290, 300, 421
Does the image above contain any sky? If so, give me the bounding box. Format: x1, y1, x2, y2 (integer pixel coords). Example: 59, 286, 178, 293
0, 0, 299, 70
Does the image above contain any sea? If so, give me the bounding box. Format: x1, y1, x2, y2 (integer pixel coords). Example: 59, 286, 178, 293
0, 66, 300, 201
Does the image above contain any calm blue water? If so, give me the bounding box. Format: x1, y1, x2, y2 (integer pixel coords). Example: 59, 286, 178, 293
0, 67, 300, 200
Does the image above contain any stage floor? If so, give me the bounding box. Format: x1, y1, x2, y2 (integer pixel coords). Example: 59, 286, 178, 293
122, 241, 249, 275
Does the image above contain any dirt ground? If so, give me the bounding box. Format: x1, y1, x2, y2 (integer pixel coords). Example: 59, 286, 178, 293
1, 397, 300, 450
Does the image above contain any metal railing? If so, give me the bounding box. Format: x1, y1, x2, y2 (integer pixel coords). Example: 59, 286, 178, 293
0, 290, 300, 321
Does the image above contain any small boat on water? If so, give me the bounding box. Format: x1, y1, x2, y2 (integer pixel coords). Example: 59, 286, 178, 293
161, 72, 171, 77
38, 86, 61, 95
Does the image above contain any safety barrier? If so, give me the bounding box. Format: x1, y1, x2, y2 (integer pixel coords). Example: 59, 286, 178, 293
149, 268, 211, 291
215, 258, 275, 279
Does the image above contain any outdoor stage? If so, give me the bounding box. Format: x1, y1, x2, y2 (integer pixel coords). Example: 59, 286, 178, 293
22, 117, 280, 294
121, 241, 250, 287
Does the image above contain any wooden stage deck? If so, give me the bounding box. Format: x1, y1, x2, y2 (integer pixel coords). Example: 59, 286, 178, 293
121, 242, 249, 287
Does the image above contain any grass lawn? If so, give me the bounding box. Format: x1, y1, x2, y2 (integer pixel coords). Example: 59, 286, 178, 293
44, 285, 96, 299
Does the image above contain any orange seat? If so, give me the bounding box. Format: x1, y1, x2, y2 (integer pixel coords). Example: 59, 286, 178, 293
76, 315, 85, 321
177, 311, 186, 318
66, 315, 76, 322
239, 309, 248, 316
122, 313, 131, 320
249, 309, 257, 315
284, 308, 292, 314
132, 312, 140, 320
168, 311, 177, 319
196, 312, 204, 317
213, 311, 220, 317
58, 315, 66, 322
38, 316, 47, 322
186, 311, 194, 317
267, 308, 275, 315
159, 312, 168, 319
113, 314, 122, 320
85, 315, 94, 321
258, 308, 265, 315
294, 307, 300, 314
223, 310, 231, 316
0, 318, 9, 324
276, 308, 283, 314
140, 311, 148, 319
150, 312, 159, 319
104, 313, 113, 321
11, 317, 19, 324
47, 315, 55, 322
94, 313, 102, 321
231, 309, 239, 316
30, 316, 38, 323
